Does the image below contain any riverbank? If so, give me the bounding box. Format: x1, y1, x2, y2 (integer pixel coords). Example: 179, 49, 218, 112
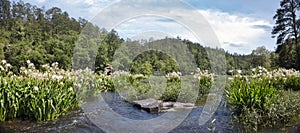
1, 93, 299, 133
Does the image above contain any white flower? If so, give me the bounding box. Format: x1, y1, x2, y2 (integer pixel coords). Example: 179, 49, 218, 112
51, 75, 64, 80
237, 70, 242, 74
28, 63, 34, 68
26, 60, 31, 64
1, 60, 6, 64
68, 87, 73, 91
51, 62, 59, 67
258, 66, 262, 70
34, 86, 39, 91
5, 63, 12, 68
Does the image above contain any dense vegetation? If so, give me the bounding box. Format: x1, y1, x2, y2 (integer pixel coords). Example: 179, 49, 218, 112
225, 67, 300, 131
1, 0, 299, 75
0, 0, 300, 132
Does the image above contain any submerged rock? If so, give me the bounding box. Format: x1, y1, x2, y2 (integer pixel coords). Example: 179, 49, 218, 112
132, 99, 195, 113
133, 99, 160, 114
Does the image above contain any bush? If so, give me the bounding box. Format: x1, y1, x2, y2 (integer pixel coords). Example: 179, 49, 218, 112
159, 78, 181, 102
226, 78, 277, 115
283, 76, 300, 91
198, 76, 213, 95
0, 60, 110, 122
0, 77, 78, 122
226, 76, 300, 131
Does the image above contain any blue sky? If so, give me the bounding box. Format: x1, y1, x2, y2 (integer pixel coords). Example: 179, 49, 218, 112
18, 0, 280, 54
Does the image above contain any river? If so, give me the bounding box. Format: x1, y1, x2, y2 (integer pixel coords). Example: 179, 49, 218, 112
0, 93, 299, 133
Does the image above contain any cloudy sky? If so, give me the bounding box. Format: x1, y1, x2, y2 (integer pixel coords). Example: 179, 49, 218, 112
18, 0, 280, 54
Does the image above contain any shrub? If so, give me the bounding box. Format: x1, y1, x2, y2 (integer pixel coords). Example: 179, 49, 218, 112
0, 60, 108, 122
226, 73, 300, 131
159, 79, 181, 102
283, 76, 300, 91
226, 78, 277, 115
198, 76, 213, 95
0, 77, 78, 122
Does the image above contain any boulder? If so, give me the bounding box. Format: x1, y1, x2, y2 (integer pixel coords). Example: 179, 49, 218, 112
133, 99, 160, 114
131, 98, 195, 113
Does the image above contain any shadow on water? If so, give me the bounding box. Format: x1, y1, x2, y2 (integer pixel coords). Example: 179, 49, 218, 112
0, 92, 299, 133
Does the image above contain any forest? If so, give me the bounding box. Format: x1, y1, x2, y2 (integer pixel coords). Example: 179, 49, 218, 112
0, 0, 298, 75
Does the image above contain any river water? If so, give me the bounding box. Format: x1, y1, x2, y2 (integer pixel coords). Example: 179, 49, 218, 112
0, 93, 299, 133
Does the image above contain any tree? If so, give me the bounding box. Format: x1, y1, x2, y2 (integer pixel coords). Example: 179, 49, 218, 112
272, 0, 300, 45
0, 0, 11, 30
250, 46, 271, 68
273, 0, 300, 70
275, 41, 298, 68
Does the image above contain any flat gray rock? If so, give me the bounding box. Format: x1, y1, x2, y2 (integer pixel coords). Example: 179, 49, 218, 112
133, 99, 160, 114
131, 98, 195, 113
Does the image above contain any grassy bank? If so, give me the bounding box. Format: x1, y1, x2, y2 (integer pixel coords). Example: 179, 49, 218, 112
0, 60, 113, 122
225, 67, 300, 131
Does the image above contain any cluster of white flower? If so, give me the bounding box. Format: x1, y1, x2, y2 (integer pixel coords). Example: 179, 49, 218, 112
19, 60, 73, 82
193, 68, 214, 80
249, 66, 300, 79
165, 71, 182, 79
230, 66, 300, 81
0, 60, 12, 74
270, 68, 300, 77
228, 69, 243, 75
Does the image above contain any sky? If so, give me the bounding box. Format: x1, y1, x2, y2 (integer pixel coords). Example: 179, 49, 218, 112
17, 0, 281, 54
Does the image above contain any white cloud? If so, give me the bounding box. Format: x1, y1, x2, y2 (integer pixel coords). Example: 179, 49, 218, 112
112, 9, 275, 54
198, 9, 275, 54
35, 0, 46, 3
115, 17, 196, 41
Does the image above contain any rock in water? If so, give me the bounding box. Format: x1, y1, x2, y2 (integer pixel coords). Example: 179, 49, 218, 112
132, 99, 195, 113
133, 99, 160, 114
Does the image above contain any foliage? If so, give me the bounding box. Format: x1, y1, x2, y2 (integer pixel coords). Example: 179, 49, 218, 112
0, 60, 116, 122
112, 70, 213, 103
96, 73, 115, 92
225, 66, 300, 131
250, 46, 271, 68
282, 76, 300, 91
0, 61, 78, 122
193, 69, 214, 95
272, 0, 300, 45
272, 0, 300, 70
226, 78, 277, 115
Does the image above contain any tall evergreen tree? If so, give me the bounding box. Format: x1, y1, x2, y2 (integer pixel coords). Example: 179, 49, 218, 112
273, 0, 300, 70
272, 0, 300, 45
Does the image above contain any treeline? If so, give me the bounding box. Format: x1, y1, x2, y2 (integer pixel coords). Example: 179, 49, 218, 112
0, 0, 84, 71
0, 0, 124, 73
0, 0, 299, 75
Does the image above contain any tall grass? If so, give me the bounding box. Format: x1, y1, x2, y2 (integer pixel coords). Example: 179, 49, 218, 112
0, 60, 106, 122
225, 66, 300, 131
0, 74, 78, 122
